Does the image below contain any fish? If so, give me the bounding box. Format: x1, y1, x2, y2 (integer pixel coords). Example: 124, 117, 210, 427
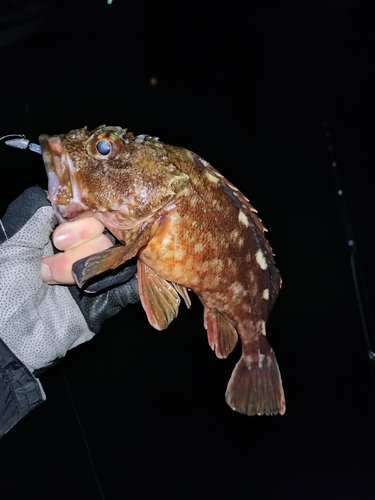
40, 125, 285, 416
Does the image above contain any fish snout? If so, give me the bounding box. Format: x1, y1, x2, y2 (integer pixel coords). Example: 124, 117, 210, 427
39, 134, 84, 223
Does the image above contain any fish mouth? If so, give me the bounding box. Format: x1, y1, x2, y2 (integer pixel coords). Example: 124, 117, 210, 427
39, 134, 86, 223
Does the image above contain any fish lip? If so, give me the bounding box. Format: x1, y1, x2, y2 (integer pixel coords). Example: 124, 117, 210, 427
39, 133, 55, 182
39, 134, 85, 223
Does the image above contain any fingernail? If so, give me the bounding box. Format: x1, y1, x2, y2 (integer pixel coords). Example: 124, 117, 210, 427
53, 229, 76, 249
41, 263, 57, 284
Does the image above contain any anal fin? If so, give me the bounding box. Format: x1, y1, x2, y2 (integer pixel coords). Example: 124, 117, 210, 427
137, 260, 181, 330
204, 307, 238, 359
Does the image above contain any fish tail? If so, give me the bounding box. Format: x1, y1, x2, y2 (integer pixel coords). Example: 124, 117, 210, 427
225, 341, 285, 416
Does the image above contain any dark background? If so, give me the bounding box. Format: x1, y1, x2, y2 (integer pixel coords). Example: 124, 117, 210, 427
1, 1, 375, 498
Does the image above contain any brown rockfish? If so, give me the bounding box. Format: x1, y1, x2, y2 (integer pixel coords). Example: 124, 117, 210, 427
40, 125, 285, 416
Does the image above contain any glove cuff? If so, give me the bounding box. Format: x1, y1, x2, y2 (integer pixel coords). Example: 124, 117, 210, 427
0, 337, 45, 439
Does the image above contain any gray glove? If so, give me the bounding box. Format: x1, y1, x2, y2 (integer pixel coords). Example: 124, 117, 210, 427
0, 186, 139, 438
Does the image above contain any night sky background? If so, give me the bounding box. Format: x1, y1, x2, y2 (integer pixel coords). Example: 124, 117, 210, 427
1, 1, 375, 498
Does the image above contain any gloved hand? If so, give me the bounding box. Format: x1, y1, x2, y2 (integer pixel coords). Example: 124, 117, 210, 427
0, 186, 139, 438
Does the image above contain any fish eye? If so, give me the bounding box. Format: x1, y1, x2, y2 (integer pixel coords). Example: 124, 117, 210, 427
96, 140, 111, 156
88, 132, 121, 160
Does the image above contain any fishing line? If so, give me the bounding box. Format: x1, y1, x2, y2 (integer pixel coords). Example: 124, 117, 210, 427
322, 113, 375, 399
59, 360, 106, 500
349, 249, 375, 392
0, 133, 26, 142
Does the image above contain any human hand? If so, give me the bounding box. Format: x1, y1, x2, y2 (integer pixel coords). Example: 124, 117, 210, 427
0, 186, 139, 373
41, 218, 113, 284
0, 186, 139, 437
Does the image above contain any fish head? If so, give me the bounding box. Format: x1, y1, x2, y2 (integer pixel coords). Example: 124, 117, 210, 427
39, 125, 189, 228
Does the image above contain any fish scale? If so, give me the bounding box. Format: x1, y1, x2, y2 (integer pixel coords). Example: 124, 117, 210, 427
40, 125, 285, 417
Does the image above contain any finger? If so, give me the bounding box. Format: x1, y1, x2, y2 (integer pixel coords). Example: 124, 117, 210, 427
41, 233, 113, 284
53, 218, 106, 251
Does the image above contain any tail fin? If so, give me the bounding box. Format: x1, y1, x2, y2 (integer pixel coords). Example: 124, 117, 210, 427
225, 347, 285, 416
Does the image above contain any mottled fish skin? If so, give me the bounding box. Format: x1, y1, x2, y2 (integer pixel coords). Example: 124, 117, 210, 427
40, 125, 285, 417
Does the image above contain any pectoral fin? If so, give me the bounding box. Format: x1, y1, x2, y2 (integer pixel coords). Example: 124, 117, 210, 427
76, 225, 151, 287
137, 261, 181, 330
204, 307, 238, 359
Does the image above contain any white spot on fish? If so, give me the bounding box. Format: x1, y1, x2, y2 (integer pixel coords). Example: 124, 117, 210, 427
160, 233, 172, 248
258, 352, 265, 367
205, 171, 220, 184
229, 282, 245, 297
211, 199, 222, 211
238, 210, 249, 227
230, 230, 239, 241
210, 259, 224, 272
194, 242, 204, 253
175, 247, 186, 260
258, 320, 266, 336
187, 273, 201, 287
262, 288, 269, 300
245, 253, 251, 262
190, 196, 199, 207
238, 237, 244, 247
256, 249, 268, 270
